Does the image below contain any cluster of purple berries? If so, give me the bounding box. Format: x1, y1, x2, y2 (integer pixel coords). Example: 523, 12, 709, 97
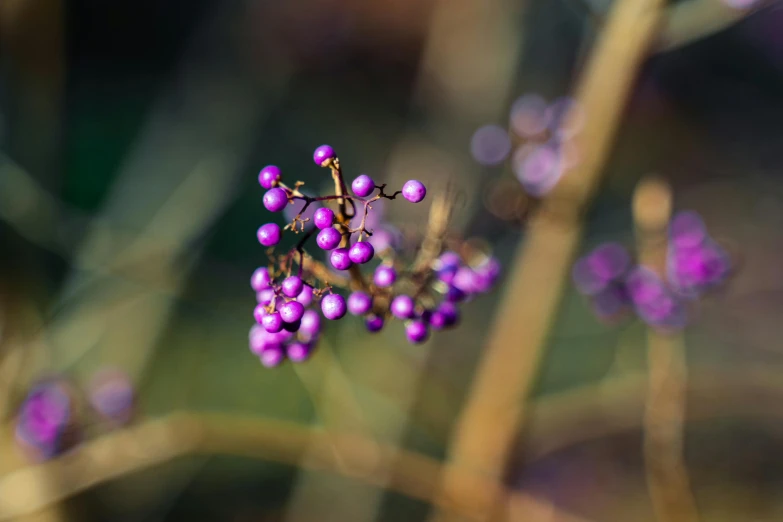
251, 145, 500, 367
472, 94, 584, 199
15, 370, 135, 461
572, 211, 731, 330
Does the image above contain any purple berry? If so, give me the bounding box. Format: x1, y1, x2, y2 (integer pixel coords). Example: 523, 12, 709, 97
365, 314, 384, 332
373, 265, 396, 288
287, 342, 313, 363
313, 145, 336, 167
16, 380, 76, 460
251, 267, 271, 291
256, 288, 275, 306
317, 227, 342, 250
300, 310, 322, 338
587, 243, 630, 282
428, 310, 447, 330
348, 241, 374, 264
444, 285, 466, 302
453, 267, 480, 294
321, 294, 347, 320
391, 295, 415, 319
253, 303, 268, 323
405, 320, 429, 344
330, 248, 353, 270
258, 165, 281, 189
89, 369, 135, 426
260, 345, 285, 368
436, 302, 460, 327
263, 187, 289, 213
670, 211, 707, 249
313, 207, 336, 230
257, 223, 281, 247
282, 318, 302, 332
402, 180, 426, 203
281, 276, 304, 298
348, 291, 373, 316
262, 312, 283, 333
352, 175, 375, 197
297, 284, 314, 306
280, 300, 305, 323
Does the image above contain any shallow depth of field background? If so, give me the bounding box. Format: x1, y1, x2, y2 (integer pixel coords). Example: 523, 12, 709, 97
1, 0, 783, 521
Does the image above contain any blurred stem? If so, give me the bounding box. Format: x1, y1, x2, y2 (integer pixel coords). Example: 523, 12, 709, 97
633, 178, 700, 522
0, 413, 566, 522
430, 0, 666, 520
656, 0, 762, 53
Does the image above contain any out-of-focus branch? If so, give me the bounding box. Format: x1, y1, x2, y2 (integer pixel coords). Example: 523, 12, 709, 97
633, 178, 700, 522
656, 0, 764, 53
430, 0, 667, 520
0, 413, 574, 522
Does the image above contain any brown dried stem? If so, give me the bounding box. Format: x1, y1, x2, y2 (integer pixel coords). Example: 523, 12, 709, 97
633, 178, 700, 522
429, 0, 667, 520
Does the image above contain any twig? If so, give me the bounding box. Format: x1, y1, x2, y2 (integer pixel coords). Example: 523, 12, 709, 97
633, 178, 700, 522
430, 0, 667, 520
0, 413, 568, 522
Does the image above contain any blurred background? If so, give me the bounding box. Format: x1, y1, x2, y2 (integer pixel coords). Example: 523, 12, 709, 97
1, 0, 783, 520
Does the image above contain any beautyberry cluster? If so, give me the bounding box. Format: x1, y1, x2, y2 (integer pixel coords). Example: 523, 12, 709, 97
251, 145, 500, 367
15, 370, 135, 461
572, 211, 731, 331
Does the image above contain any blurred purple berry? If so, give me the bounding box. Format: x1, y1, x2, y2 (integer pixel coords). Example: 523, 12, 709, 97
436, 302, 460, 327
313, 145, 336, 167
300, 310, 322, 339
257, 223, 281, 247
589, 284, 630, 321
257, 288, 275, 306
470, 124, 512, 166
514, 144, 563, 197
89, 369, 135, 426
367, 225, 402, 252
287, 342, 313, 363
352, 175, 375, 197
281, 275, 304, 298
402, 180, 426, 203
253, 303, 268, 323
263, 312, 283, 333
444, 285, 466, 302
297, 284, 314, 306
510, 94, 550, 138
317, 227, 342, 250
374, 265, 397, 288
391, 295, 415, 319
365, 314, 384, 332
258, 165, 281, 189
348, 291, 373, 316
348, 241, 374, 264
322, 294, 347, 320
405, 320, 429, 344
330, 248, 353, 270
16, 380, 75, 460
251, 267, 271, 292
588, 243, 630, 282
263, 187, 289, 213
313, 207, 335, 230
260, 345, 285, 368
669, 211, 707, 249
280, 301, 305, 323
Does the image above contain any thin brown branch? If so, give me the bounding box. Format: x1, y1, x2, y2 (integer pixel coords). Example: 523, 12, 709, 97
430, 0, 667, 520
0, 413, 571, 522
633, 178, 700, 522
